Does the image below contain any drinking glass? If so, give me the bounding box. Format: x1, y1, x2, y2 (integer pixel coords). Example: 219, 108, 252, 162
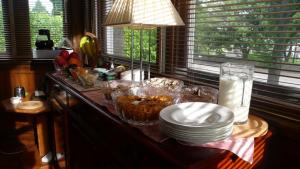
218, 62, 254, 124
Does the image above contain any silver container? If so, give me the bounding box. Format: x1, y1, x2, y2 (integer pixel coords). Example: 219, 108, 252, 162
14, 86, 25, 98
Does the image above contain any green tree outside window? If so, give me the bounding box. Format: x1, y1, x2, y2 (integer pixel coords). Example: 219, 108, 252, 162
195, 0, 300, 84
0, 1, 6, 53
123, 28, 157, 63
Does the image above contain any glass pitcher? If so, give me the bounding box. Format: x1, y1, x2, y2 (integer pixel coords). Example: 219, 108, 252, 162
218, 62, 254, 124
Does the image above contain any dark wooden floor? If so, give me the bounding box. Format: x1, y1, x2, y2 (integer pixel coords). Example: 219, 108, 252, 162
0, 112, 65, 169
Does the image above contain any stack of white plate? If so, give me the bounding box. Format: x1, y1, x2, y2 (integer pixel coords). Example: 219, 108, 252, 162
159, 102, 234, 144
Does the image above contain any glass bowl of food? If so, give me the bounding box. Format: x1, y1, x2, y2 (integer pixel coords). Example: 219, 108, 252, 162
72, 68, 99, 88
111, 86, 179, 125
180, 85, 218, 103
144, 77, 184, 92
100, 80, 138, 100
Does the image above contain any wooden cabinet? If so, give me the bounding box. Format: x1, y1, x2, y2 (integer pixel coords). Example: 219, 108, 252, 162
46, 73, 272, 169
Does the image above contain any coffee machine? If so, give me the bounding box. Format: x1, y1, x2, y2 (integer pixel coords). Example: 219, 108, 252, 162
35, 29, 54, 50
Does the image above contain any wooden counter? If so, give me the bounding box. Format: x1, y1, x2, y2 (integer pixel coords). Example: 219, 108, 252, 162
46, 73, 272, 169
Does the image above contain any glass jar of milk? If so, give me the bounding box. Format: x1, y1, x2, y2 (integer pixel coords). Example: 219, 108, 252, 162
218, 62, 254, 124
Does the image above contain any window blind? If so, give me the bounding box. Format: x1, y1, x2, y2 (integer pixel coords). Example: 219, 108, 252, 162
163, 0, 300, 104
0, 0, 12, 57
14, 0, 32, 56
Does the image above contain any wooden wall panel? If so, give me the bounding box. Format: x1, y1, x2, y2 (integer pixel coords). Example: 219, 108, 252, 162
0, 60, 53, 100
9, 72, 36, 98
0, 71, 6, 98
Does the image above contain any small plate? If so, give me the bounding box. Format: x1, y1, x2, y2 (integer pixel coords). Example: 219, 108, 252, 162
16, 101, 43, 110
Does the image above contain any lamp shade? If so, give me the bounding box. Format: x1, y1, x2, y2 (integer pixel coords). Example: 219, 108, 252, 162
104, 0, 185, 28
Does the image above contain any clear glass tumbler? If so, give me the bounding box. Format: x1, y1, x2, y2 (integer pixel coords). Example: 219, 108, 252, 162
218, 62, 254, 124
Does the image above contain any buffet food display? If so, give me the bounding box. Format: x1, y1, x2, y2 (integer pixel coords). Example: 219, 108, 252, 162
55, 67, 245, 143
60, 69, 221, 125
51, 46, 263, 148
53, 66, 264, 146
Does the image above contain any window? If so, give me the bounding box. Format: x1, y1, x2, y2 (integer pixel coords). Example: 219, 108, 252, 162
29, 0, 63, 48
188, 0, 300, 88
97, 0, 299, 137
123, 28, 157, 63
28, 0, 64, 48
0, 0, 11, 56
0, 0, 68, 58
99, 0, 300, 104
99, 0, 158, 63
0, 1, 5, 53
163, 0, 300, 104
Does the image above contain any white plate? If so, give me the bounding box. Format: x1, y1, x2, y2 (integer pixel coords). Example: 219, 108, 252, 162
165, 129, 232, 144
160, 120, 233, 133
160, 102, 234, 128
161, 123, 232, 137
160, 123, 233, 136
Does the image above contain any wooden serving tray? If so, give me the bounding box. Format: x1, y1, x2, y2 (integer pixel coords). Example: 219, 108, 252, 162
232, 115, 268, 138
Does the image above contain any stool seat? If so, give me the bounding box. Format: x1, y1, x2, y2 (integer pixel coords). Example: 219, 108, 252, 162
1, 99, 49, 115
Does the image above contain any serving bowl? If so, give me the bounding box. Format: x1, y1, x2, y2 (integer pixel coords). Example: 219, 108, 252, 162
111, 86, 180, 125
70, 67, 99, 87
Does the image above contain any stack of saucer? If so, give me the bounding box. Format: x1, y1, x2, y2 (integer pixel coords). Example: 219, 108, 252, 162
159, 102, 234, 144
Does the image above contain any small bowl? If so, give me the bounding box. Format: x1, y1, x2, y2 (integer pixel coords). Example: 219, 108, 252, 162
10, 97, 22, 105
180, 85, 218, 103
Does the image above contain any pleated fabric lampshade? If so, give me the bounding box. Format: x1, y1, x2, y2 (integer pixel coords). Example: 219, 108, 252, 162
104, 0, 185, 28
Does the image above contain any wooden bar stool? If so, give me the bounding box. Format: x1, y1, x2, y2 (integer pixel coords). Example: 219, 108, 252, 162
1, 99, 52, 162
